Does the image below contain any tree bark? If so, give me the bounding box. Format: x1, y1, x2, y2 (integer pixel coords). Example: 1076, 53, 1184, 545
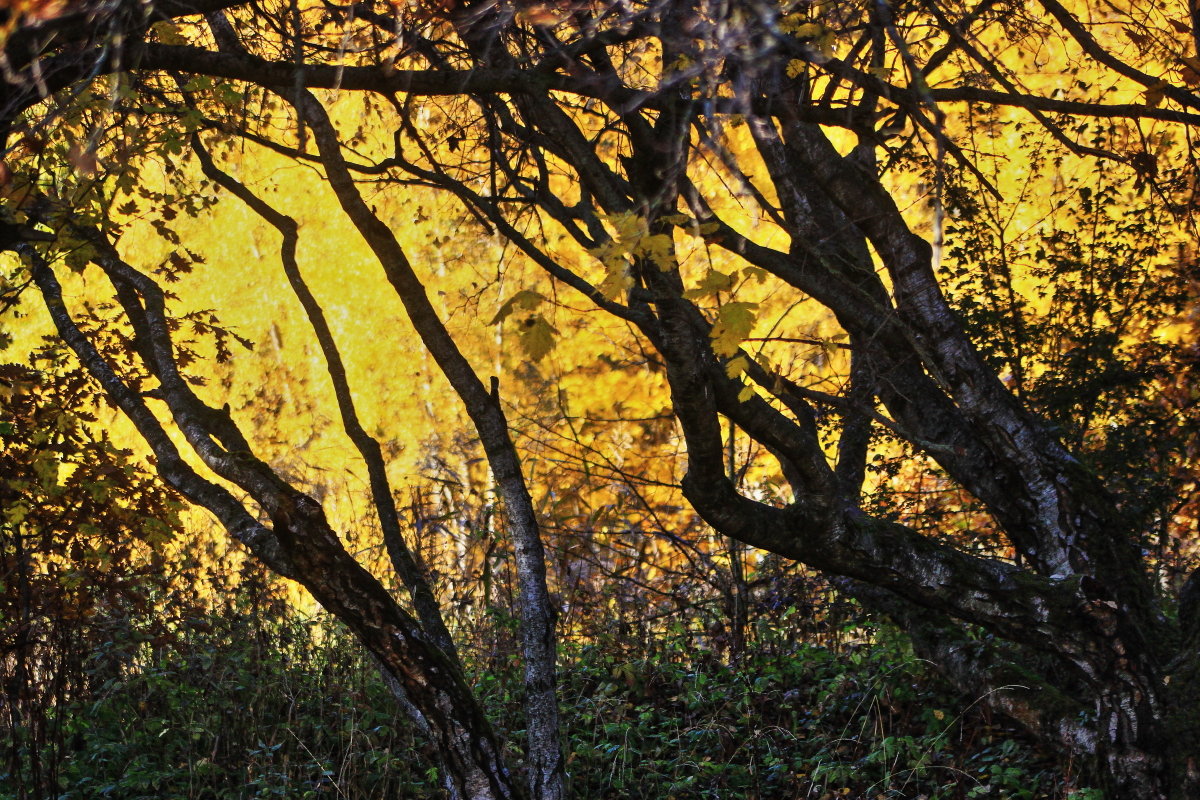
9, 0, 1200, 794
27, 244, 525, 800
287, 80, 565, 800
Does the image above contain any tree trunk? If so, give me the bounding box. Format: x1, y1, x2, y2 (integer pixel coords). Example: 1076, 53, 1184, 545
28, 248, 526, 800
850, 577, 1199, 799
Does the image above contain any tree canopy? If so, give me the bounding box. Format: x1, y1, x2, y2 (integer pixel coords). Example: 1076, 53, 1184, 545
2, 0, 1200, 797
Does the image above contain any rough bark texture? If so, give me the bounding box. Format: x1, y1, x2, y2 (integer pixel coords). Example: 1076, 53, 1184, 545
290, 90, 565, 800
6, 0, 1200, 796
27, 244, 523, 800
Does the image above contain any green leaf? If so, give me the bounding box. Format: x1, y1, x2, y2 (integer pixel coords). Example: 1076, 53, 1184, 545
183, 75, 214, 92
4, 502, 29, 525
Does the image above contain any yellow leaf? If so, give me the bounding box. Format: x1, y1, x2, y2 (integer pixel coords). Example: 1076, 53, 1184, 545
725, 355, 749, 379
598, 265, 634, 301
710, 302, 757, 357
519, 315, 557, 361
778, 14, 807, 34
743, 266, 768, 284
490, 289, 546, 325
151, 21, 189, 46
637, 233, 675, 270
683, 269, 736, 300
737, 386, 755, 402
588, 240, 625, 272
608, 211, 644, 242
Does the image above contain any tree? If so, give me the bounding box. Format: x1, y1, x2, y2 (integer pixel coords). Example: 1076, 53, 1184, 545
0, 350, 189, 797
2, 0, 1199, 796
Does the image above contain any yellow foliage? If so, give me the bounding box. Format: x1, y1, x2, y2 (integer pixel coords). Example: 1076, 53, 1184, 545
711, 302, 758, 358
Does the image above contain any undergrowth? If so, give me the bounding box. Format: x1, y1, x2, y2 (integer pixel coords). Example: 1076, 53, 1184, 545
2, 601, 1094, 799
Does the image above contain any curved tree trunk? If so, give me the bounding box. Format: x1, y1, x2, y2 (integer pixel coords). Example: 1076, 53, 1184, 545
6, 0, 1200, 795
26, 241, 527, 800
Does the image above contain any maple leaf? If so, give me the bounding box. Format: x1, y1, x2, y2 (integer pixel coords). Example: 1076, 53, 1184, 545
684, 269, 736, 300
710, 302, 757, 357
490, 289, 546, 325
519, 315, 557, 362
743, 266, 768, 284
608, 211, 644, 242
151, 20, 188, 46
598, 263, 634, 300
1180, 55, 1200, 87
724, 355, 750, 379
636, 233, 675, 270
1144, 79, 1170, 107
